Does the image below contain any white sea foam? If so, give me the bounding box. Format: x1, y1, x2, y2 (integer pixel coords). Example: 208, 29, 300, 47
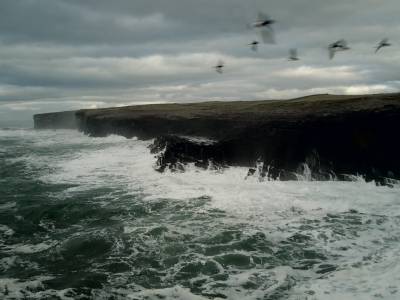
0, 202, 16, 210
0, 225, 15, 237
3, 129, 400, 299
127, 286, 209, 300
0, 277, 77, 300
0, 256, 17, 271
9, 241, 57, 254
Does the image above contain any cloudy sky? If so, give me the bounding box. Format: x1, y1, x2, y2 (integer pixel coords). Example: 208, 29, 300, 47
0, 0, 399, 125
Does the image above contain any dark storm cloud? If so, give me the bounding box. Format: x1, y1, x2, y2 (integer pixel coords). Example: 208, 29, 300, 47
2, 0, 396, 46
0, 0, 245, 45
0, 0, 399, 123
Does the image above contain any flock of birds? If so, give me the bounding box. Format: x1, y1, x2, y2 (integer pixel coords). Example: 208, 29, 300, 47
214, 13, 392, 73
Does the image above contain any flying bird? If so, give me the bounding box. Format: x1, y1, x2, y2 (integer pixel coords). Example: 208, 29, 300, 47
375, 38, 391, 53
249, 41, 259, 52
214, 60, 224, 74
289, 48, 299, 61
250, 12, 276, 44
251, 12, 276, 28
328, 39, 350, 59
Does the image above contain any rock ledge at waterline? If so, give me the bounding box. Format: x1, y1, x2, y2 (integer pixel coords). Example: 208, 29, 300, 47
34, 93, 400, 183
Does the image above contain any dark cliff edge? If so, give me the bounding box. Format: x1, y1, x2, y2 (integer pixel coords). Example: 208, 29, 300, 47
34, 93, 400, 184
34, 110, 78, 130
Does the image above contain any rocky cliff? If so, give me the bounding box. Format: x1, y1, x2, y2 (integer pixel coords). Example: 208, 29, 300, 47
34, 93, 400, 183
34, 110, 78, 130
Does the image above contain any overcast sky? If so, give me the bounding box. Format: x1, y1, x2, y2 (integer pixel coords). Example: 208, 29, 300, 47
0, 0, 399, 125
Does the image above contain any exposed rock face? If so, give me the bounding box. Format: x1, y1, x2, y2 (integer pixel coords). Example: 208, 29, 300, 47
149, 135, 224, 172
34, 111, 78, 129
34, 93, 400, 182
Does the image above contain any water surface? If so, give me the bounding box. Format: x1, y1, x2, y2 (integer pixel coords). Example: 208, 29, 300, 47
1, 129, 399, 299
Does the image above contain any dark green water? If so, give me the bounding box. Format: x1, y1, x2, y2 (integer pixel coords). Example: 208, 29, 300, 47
1, 129, 399, 299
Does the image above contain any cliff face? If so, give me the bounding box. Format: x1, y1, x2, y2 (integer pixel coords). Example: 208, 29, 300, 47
34, 93, 400, 182
34, 111, 78, 129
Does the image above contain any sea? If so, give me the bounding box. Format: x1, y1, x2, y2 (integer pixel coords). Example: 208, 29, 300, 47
0, 128, 399, 300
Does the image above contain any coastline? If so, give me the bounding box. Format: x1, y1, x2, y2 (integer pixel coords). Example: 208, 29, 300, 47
33, 93, 400, 183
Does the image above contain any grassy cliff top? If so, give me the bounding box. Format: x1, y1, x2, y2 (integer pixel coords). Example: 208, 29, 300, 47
77, 93, 400, 121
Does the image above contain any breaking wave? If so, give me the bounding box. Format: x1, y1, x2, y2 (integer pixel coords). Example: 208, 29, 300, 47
1, 129, 399, 299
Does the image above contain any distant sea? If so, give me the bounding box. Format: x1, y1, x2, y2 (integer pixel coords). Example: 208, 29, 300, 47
1, 128, 399, 299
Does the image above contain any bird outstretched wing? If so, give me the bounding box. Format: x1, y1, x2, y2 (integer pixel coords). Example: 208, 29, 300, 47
260, 27, 275, 44
328, 47, 335, 59
290, 48, 297, 59
257, 12, 269, 22
214, 60, 224, 73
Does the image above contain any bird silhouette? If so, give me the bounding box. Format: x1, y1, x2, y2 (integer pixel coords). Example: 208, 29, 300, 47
328, 39, 350, 59
249, 41, 259, 52
289, 48, 299, 61
214, 60, 224, 74
252, 12, 276, 28
250, 13, 276, 44
375, 38, 391, 53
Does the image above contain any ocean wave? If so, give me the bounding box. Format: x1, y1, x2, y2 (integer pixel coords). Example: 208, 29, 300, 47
1, 129, 400, 299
